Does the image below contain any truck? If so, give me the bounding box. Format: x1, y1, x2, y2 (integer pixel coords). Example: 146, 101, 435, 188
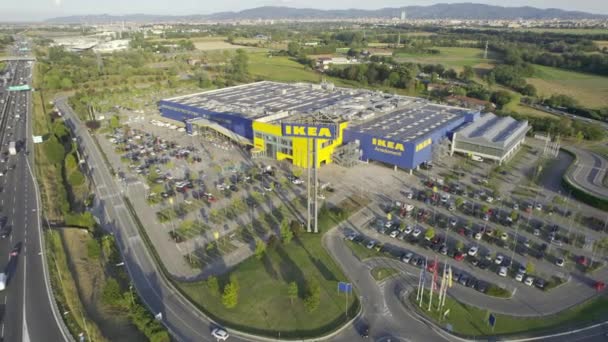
0, 272, 6, 291
8, 141, 16, 155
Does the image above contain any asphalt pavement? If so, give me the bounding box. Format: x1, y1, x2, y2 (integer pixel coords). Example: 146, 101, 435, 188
0, 57, 70, 342
564, 146, 608, 200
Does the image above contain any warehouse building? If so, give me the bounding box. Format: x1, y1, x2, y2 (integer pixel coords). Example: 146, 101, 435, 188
159, 81, 492, 170
451, 113, 529, 164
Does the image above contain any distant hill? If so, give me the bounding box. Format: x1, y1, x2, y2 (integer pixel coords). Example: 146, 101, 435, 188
45, 3, 608, 24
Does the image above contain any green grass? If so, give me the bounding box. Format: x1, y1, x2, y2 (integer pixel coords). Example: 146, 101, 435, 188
175, 196, 368, 338
178, 233, 358, 337
249, 52, 322, 83
527, 65, 608, 109
371, 267, 398, 281
410, 290, 608, 337
393, 47, 498, 71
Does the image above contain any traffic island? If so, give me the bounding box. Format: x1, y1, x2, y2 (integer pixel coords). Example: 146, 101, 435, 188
407, 289, 608, 337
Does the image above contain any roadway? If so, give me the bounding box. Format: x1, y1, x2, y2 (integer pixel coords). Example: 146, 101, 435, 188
563, 146, 608, 200
0, 57, 69, 342
57, 97, 249, 342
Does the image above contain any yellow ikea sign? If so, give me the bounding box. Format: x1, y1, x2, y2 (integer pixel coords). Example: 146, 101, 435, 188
282, 124, 335, 138
415, 138, 432, 152
372, 138, 405, 152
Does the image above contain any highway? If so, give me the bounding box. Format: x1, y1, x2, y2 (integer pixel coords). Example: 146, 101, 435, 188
0, 43, 70, 342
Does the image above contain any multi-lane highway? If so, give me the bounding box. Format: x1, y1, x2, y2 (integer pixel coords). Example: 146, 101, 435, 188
0, 53, 70, 341
563, 146, 608, 200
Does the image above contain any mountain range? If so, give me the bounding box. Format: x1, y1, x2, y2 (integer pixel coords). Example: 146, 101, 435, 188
45, 3, 608, 24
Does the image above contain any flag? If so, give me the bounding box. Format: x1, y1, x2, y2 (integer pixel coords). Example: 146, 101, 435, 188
387, 212, 392, 221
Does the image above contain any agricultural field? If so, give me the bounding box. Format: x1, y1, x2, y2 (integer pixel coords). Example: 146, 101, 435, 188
595, 41, 608, 50
248, 51, 322, 83
393, 47, 498, 71
526, 65, 608, 108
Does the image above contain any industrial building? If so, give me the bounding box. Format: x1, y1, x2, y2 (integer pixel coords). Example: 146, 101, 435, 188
159, 81, 527, 171
451, 113, 529, 164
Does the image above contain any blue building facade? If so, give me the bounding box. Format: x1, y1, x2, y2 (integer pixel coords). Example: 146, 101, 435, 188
343, 111, 478, 170
158, 100, 254, 139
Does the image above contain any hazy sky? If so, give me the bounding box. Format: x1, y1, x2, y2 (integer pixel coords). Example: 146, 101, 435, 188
1, 0, 607, 21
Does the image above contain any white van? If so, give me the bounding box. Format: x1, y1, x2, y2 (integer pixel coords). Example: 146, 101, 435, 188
471, 155, 484, 162
0, 272, 6, 291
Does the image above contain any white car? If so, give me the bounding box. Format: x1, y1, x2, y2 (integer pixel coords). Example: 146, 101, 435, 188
474, 232, 482, 240
534, 203, 543, 211
515, 272, 525, 282
513, 203, 519, 210
486, 196, 494, 203
500, 233, 509, 241
404, 225, 413, 234
524, 276, 535, 286
389, 230, 400, 238
384, 220, 393, 229
412, 228, 422, 238
401, 252, 413, 263
467, 246, 478, 256
556, 258, 565, 267
346, 233, 358, 241
366, 240, 376, 249
494, 255, 504, 265
211, 328, 229, 341
405, 192, 413, 199
498, 266, 508, 277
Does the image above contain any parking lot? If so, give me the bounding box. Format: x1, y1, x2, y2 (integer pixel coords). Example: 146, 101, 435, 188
94, 115, 608, 296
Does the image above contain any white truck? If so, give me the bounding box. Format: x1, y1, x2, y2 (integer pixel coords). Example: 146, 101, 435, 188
0, 272, 6, 291
8, 141, 16, 155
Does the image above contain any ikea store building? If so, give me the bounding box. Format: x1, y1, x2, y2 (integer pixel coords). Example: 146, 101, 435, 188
158, 81, 524, 171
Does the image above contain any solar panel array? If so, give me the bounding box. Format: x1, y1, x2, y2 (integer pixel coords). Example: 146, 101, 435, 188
348, 105, 468, 143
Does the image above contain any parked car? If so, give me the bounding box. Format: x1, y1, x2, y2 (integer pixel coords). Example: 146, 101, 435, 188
524, 276, 535, 286
366, 241, 376, 249
211, 328, 229, 341
494, 255, 504, 265
401, 252, 413, 263
468, 246, 479, 256
498, 266, 508, 277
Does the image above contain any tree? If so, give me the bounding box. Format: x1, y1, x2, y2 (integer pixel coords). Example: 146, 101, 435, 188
304, 278, 320, 312
193, 70, 211, 88
101, 278, 124, 307
461, 65, 474, 81
526, 261, 535, 274
44, 136, 66, 164
287, 42, 301, 57
207, 276, 220, 296
254, 238, 266, 259
287, 282, 298, 304
424, 227, 435, 241
222, 282, 239, 308
491, 90, 513, 109
280, 219, 293, 244
575, 131, 584, 143
455, 197, 464, 208
109, 115, 120, 129
230, 49, 249, 82
456, 240, 464, 251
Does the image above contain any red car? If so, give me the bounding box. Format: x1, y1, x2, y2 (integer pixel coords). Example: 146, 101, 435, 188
454, 252, 465, 262
593, 281, 605, 292
577, 256, 589, 266
427, 261, 437, 272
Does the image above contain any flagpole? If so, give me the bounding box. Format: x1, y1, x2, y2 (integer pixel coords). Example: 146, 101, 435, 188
419, 257, 426, 307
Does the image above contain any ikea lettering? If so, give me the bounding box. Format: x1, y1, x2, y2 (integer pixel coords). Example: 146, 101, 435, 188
282, 124, 335, 138
372, 138, 405, 152
415, 138, 432, 152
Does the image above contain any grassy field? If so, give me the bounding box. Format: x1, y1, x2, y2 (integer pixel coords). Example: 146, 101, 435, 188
60, 228, 145, 341
526, 65, 608, 108
176, 196, 368, 337
46, 230, 108, 341
178, 232, 357, 337
249, 52, 323, 83
595, 41, 608, 49
411, 291, 608, 336
393, 47, 498, 71
371, 267, 398, 281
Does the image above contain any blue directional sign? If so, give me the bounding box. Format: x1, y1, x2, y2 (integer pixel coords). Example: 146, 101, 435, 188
338, 282, 352, 293
488, 313, 496, 327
